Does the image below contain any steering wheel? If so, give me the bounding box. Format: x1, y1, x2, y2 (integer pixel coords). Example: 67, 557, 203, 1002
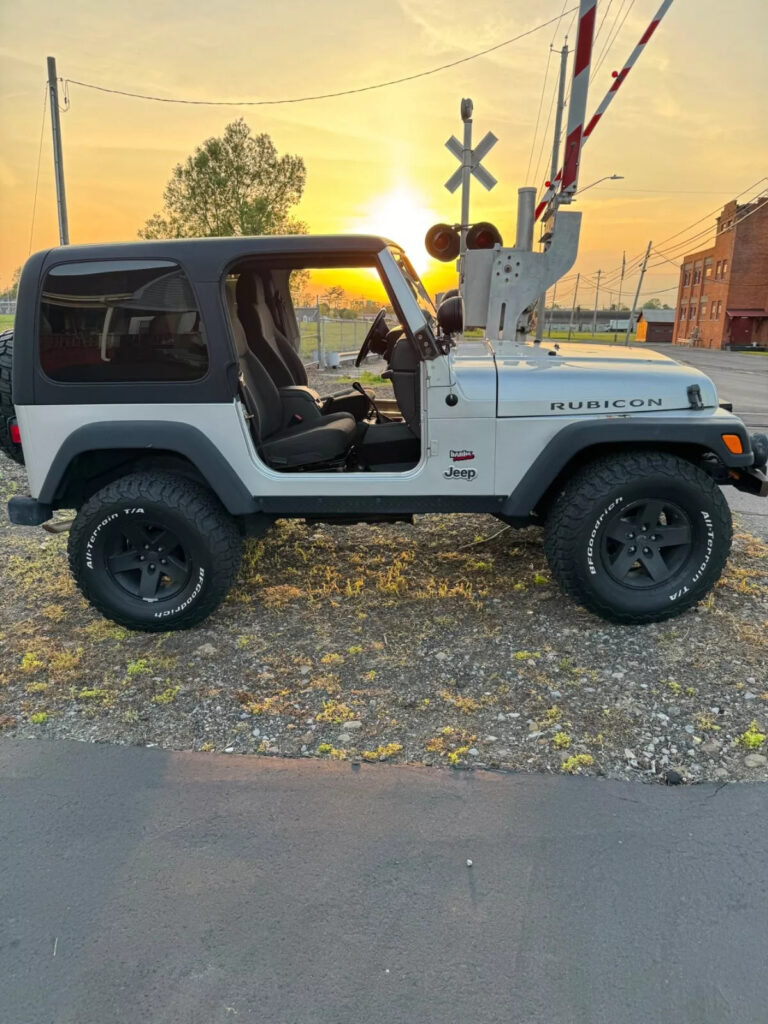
355, 308, 389, 367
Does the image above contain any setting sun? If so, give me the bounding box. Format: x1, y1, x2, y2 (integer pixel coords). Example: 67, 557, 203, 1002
349, 185, 438, 275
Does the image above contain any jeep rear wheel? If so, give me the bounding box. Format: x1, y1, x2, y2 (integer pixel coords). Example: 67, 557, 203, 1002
0, 330, 24, 465
68, 473, 243, 632
543, 451, 732, 624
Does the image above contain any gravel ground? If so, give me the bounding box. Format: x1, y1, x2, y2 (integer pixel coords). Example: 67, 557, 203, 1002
1, 369, 766, 784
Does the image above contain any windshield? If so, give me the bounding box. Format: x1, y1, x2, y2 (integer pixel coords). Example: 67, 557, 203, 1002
388, 246, 437, 329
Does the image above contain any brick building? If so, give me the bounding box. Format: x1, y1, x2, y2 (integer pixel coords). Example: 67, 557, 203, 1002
673, 195, 768, 348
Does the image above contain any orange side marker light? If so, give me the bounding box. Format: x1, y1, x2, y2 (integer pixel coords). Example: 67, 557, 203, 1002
722, 434, 743, 455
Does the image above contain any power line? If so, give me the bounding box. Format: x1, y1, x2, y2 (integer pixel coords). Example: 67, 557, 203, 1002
526, 45, 554, 183
526, 0, 570, 183
584, 186, 741, 194
28, 85, 47, 256
651, 177, 767, 251
533, 7, 578, 187
590, 0, 623, 81
647, 189, 768, 269
592, 0, 635, 81
64, 9, 578, 108
587, 177, 768, 285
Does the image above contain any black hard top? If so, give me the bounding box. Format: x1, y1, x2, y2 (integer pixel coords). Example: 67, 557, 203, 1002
35, 234, 396, 276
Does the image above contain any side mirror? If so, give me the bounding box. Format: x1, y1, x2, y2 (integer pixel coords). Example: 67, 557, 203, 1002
437, 295, 464, 337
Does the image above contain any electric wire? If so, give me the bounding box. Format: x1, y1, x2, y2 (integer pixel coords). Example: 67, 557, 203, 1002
590, 0, 620, 81
592, 0, 635, 82
28, 85, 47, 256
581, 177, 768, 286
63, 9, 578, 107
525, 45, 554, 183
532, 7, 578, 187
647, 189, 768, 269
525, 0, 570, 183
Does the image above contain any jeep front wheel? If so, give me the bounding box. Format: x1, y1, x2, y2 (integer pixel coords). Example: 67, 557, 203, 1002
68, 473, 243, 632
543, 451, 732, 624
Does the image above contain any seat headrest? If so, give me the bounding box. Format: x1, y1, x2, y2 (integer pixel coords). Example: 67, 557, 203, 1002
225, 279, 249, 357
254, 276, 280, 343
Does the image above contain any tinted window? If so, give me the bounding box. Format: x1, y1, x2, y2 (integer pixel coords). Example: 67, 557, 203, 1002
40, 260, 207, 383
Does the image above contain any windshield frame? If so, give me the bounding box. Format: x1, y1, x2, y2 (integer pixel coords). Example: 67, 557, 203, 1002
387, 245, 438, 329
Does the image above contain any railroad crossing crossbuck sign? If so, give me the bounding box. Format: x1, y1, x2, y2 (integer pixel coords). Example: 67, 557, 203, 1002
444, 130, 498, 193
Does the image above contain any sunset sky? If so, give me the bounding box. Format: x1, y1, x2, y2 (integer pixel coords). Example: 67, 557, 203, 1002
1, 0, 767, 307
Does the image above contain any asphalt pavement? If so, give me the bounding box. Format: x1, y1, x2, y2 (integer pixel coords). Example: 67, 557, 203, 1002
2, 739, 767, 1024
648, 345, 768, 537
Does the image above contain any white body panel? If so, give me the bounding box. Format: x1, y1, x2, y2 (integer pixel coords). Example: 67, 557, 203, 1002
16, 336, 725, 505
492, 340, 718, 417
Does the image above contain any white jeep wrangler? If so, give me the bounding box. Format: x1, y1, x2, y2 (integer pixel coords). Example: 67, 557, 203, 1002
3, 230, 766, 631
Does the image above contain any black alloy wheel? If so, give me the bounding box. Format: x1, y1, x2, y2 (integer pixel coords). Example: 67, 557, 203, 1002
600, 498, 693, 589
104, 520, 193, 602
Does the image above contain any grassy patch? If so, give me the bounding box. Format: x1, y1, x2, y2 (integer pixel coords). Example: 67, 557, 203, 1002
738, 721, 766, 749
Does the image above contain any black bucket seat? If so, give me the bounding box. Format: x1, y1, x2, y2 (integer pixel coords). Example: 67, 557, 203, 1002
226, 286, 356, 469
235, 272, 372, 420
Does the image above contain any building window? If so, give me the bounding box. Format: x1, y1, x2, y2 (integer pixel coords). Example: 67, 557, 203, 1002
693, 268, 702, 285
40, 260, 207, 384
715, 260, 721, 278
700, 300, 707, 317
720, 259, 728, 278
690, 304, 697, 321
679, 306, 686, 322
682, 267, 691, 286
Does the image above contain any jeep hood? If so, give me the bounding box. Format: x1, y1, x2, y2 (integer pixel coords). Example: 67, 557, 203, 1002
454, 340, 718, 417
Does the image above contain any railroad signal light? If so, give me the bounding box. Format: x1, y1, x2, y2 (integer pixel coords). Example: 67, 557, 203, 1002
425, 223, 461, 262
466, 222, 503, 251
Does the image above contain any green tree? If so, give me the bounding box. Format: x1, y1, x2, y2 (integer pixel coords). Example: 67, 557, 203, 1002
0, 267, 20, 302
140, 119, 307, 239
642, 298, 671, 310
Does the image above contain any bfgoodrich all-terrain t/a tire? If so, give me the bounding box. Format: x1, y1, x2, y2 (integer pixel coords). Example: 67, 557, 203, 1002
69, 473, 243, 632
543, 451, 732, 624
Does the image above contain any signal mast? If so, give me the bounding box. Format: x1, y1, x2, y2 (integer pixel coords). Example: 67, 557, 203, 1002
424, 0, 674, 346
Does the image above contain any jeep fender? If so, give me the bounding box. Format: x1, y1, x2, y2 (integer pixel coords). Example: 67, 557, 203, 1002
37, 422, 255, 515
501, 414, 754, 518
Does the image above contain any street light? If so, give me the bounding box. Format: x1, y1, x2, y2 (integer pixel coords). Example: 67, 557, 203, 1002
575, 173, 624, 196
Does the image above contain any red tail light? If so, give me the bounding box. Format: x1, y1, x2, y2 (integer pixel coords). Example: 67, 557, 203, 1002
10, 422, 21, 445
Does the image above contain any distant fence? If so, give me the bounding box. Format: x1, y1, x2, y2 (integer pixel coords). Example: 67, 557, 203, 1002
300, 316, 394, 368
0, 300, 16, 315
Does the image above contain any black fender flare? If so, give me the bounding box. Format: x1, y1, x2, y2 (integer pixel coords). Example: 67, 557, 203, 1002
37, 421, 256, 515
501, 416, 754, 518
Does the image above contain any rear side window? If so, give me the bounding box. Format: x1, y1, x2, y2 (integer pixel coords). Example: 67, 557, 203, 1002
40, 260, 207, 383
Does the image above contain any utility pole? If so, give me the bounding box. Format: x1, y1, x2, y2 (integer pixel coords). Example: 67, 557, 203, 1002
568, 273, 580, 342
625, 241, 652, 345
459, 98, 473, 256
591, 269, 601, 337
617, 250, 626, 313
535, 41, 569, 342
46, 56, 69, 245
547, 280, 558, 337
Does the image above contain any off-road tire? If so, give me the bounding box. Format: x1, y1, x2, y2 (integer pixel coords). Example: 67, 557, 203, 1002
68, 472, 243, 632
0, 330, 24, 465
543, 451, 732, 624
